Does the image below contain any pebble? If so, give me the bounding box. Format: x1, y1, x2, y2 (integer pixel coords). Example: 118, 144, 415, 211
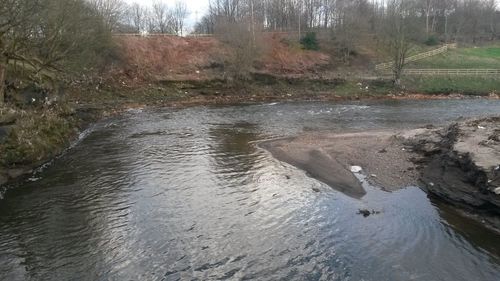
494, 187, 500, 195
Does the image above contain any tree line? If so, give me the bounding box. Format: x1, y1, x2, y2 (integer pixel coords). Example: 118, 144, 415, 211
194, 0, 499, 43
119, 1, 189, 35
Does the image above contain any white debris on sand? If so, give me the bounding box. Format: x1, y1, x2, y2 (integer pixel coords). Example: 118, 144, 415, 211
350, 166, 363, 173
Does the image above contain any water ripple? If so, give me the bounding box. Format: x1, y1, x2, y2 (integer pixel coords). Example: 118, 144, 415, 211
1, 100, 500, 280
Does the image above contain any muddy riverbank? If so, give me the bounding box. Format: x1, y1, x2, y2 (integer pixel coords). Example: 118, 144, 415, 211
403, 117, 500, 231
260, 116, 500, 231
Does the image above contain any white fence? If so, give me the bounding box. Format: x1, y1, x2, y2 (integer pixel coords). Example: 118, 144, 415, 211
403, 68, 500, 76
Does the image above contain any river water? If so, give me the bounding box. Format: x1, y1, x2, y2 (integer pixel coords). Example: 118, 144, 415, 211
1, 99, 500, 281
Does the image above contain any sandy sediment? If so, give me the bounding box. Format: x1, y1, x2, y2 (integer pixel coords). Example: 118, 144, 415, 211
259, 130, 420, 198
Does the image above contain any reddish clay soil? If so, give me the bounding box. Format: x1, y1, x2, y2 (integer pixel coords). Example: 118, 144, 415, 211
257, 33, 330, 74
113, 34, 332, 82
115, 36, 227, 81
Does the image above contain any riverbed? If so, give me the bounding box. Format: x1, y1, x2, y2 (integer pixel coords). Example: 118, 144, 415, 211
1, 99, 500, 280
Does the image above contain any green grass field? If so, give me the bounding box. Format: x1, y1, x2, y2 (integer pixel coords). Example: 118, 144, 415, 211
403, 44, 500, 94
409, 46, 500, 69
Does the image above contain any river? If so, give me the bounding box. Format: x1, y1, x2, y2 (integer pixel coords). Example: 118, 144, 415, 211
1, 99, 500, 280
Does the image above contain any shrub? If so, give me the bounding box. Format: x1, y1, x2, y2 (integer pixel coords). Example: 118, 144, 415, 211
300, 32, 320, 50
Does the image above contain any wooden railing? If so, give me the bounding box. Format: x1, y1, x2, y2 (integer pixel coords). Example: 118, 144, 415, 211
375, 43, 457, 71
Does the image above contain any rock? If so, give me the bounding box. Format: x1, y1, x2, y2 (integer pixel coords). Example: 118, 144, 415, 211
494, 187, 500, 195
350, 166, 362, 173
312, 187, 320, 192
357, 209, 381, 217
357, 209, 371, 217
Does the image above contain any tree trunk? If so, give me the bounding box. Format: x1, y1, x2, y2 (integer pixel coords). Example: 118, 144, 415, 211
393, 68, 402, 87
0, 63, 5, 105
426, 12, 430, 34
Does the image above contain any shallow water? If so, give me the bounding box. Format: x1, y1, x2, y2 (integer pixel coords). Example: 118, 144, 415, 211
1, 99, 500, 280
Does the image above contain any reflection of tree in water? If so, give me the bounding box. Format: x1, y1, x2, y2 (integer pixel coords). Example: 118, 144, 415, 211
208, 122, 263, 184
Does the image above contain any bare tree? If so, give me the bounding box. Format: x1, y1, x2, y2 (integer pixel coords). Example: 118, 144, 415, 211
215, 18, 261, 79
128, 3, 145, 33
152, 0, 173, 34
384, 0, 421, 86
88, 0, 126, 31
1, 0, 116, 104
0, 0, 42, 104
173, 1, 189, 36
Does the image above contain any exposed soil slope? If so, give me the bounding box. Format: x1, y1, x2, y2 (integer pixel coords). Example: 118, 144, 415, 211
115, 36, 227, 81
113, 34, 332, 82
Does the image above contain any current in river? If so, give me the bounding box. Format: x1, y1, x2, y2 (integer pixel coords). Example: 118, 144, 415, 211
1, 99, 500, 280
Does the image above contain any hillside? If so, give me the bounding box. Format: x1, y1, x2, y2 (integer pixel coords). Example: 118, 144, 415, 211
113, 34, 333, 83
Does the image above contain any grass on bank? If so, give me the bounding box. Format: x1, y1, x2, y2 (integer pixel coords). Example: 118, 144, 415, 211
402, 77, 500, 95
409, 46, 500, 69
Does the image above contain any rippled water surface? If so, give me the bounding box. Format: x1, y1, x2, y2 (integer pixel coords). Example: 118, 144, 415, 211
1, 99, 500, 280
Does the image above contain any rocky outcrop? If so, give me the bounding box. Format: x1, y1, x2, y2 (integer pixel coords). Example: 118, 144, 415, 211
404, 117, 500, 231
